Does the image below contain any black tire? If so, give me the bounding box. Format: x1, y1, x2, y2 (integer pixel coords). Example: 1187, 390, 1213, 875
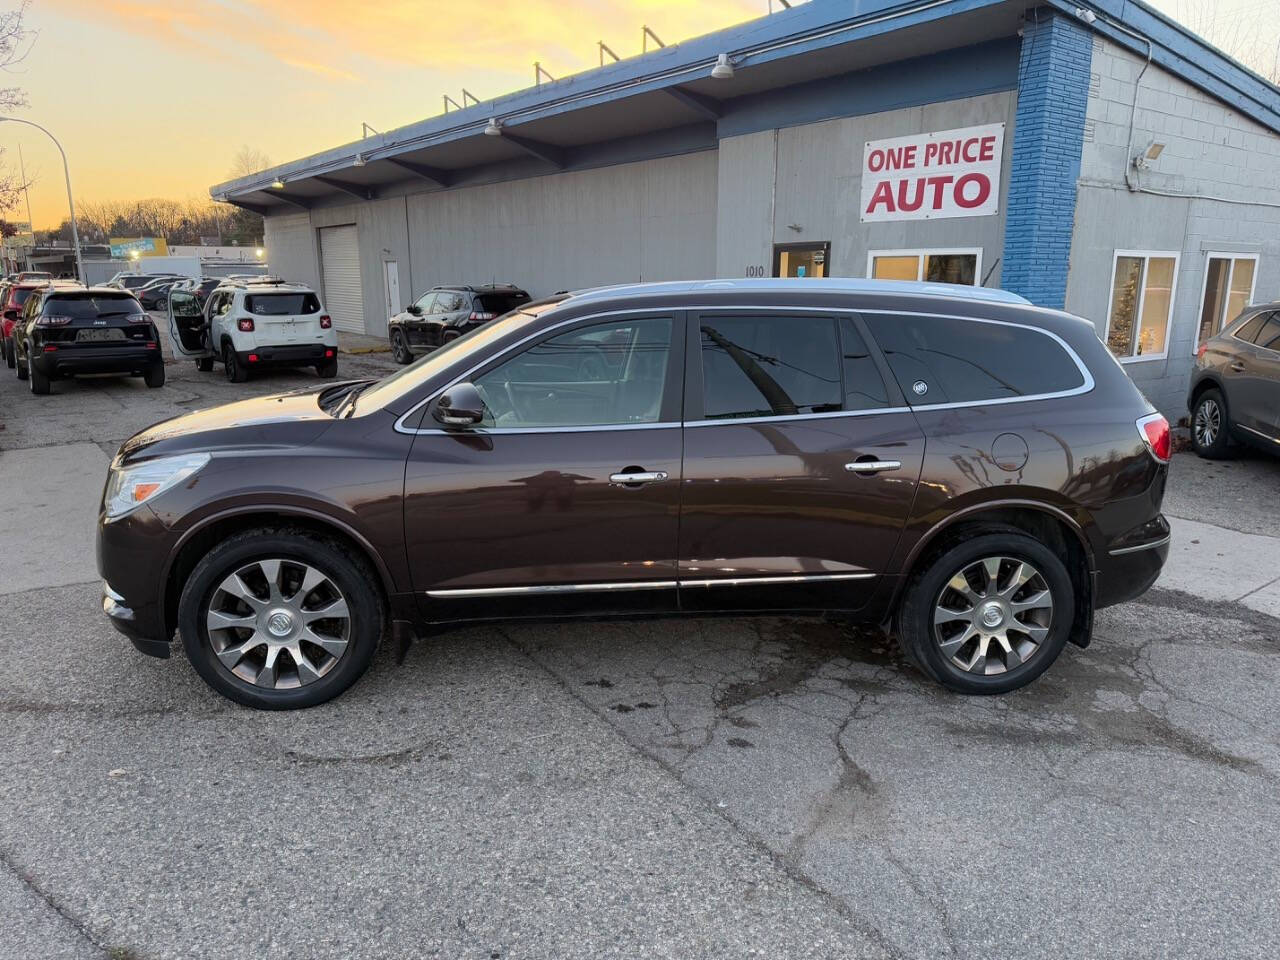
316, 357, 338, 378
196, 356, 214, 373
223, 343, 248, 383
144, 363, 165, 388
897, 529, 1075, 695
15, 342, 26, 380
1190, 388, 1232, 459
390, 330, 413, 365
27, 352, 50, 395
3, 337, 11, 369
178, 529, 384, 710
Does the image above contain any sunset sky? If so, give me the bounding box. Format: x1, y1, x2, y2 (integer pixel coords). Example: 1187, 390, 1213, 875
8, 0, 1279, 229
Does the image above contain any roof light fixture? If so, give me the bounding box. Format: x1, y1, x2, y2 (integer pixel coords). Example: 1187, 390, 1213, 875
271, 178, 286, 189
484, 117, 503, 137
711, 53, 736, 80
353, 153, 367, 167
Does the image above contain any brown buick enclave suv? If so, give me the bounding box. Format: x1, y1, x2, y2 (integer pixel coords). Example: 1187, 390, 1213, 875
97, 279, 1171, 709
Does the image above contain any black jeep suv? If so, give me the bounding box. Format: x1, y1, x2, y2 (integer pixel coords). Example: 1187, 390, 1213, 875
388, 283, 530, 364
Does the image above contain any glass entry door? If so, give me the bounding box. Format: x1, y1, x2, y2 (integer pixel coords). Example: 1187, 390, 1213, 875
773, 242, 830, 278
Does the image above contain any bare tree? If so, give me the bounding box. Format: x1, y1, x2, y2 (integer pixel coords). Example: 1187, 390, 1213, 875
1164, 0, 1279, 84
228, 146, 273, 179
0, 2, 35, 211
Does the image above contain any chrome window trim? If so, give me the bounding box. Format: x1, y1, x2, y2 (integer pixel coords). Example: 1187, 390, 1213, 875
395, 303, 1096, 436
424, 570, 876, 597
1107, 535, 1171, 557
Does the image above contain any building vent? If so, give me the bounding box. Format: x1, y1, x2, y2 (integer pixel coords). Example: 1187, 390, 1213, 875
1083, 118, 1096, 143
1088, 72, 1101, 98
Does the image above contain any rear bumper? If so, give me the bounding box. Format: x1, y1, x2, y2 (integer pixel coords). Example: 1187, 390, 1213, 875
237, 343, 333, 366
33, 344, 161, 377
1095, 533, 1170, 608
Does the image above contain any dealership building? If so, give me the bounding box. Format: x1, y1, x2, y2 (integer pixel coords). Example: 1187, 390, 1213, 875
211, 0, 1280, 418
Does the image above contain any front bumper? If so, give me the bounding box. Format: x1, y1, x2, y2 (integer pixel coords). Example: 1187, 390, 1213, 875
101, 581, 171, 657
33, 344, 161, 377
97, 505, 175, 656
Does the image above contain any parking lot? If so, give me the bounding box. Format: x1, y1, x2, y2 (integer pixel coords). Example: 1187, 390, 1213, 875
1, 324, 1278, 960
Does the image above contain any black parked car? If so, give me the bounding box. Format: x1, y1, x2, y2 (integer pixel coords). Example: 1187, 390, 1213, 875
1188, 304, 1280, 458
137, 277, 185, 310
13, 286, 164, 394
388, 283, 530, 364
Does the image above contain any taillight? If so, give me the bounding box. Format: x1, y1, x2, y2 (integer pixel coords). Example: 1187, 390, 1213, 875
238, 318, 255, 332
319, 315, 332, 329
468, 311, 496, 322
1196, 342, 1208, 360
36, 315, 73, 326
247, 353, 260, 363
324, 348, 335, 358
1136, 412, 1171, 463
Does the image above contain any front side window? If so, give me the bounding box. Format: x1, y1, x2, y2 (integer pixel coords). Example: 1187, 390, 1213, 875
1198, 254, 1257, 343
1106, 251, 1179, 360
868, 249, 980, 286
472, 316, 672, 428
700, 315, 852, 419
865, 313, 1085, 405
413, 292, 435, 313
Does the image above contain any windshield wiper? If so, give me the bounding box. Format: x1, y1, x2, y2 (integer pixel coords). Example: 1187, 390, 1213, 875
330, 380, 375, 419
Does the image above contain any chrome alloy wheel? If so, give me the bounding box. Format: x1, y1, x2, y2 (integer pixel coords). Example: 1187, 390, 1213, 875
205, 558, 351, 689
1194, 397, 1222, 449
932, 557, 1054, 676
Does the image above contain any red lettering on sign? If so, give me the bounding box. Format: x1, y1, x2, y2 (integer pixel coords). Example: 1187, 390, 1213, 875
896, 179, 926, 212
938, 142, 954, 165
979, 136, 995, 162
926, 175, 954, 208
954, 173, 991, 209
868, 149, 886, 173
866, 180, 896, 215
924, 142, 939, 166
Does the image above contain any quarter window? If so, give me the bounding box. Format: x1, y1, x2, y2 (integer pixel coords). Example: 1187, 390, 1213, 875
472, 317, 672, 428
868, 249, 980, 286
1106, 251, 1179, 360
865, 314, 1085, 404
1234, 312, 1269, 344
1198, 254, 1258, 344
1253, 313, 1280, 352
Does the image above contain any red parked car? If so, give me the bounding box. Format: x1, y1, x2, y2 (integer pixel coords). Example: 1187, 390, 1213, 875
1, 280, 53, 369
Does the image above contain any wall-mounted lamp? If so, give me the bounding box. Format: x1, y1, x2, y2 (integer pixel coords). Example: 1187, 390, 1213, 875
484, 117, 503, 137
353, 154, 367, 167
1134, 141, 1166, 170
711, 53, 736, 80
255, 248, 265, 258
1073, 6, 1097, 24
271, 178, 286, 189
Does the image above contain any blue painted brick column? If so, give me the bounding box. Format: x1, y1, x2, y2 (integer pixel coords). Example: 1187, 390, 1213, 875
1000, 10, 1093, 308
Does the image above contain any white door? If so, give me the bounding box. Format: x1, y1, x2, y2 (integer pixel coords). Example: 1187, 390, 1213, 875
319, 224, 365, 333
383, 260, 402, 321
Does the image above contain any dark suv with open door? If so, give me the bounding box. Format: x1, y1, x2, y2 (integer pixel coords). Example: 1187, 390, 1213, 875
97, 279, 1170, 709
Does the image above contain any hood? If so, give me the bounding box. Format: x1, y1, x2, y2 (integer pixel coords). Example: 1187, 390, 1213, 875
117, 383, 350, 463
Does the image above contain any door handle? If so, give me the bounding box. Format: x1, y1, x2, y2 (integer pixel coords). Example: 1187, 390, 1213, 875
845, 460, 902, 475
609, 470, 669, 486
1230, 361, 1246, 372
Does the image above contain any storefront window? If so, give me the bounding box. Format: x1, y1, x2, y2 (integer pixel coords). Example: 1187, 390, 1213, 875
1197, 254, 1257, 344
1106, 251, 1179, 360
868, 249, 980, 286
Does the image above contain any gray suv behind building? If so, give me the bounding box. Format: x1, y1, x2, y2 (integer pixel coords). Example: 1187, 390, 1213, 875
1188, 306, 1280, 458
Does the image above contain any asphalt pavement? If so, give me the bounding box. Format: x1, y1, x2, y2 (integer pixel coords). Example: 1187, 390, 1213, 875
0, 324, 1277, 959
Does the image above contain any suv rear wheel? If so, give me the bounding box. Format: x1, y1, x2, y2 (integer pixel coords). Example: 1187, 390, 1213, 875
27, 351, 50, 395
15, 342, 27, 380
316, 357, 338, 378
223, 343, 248, 383
1191, 388, 1232, 459
897, 530, 1073, 694
196, 356, 214, 373
3, 337, 12, 369
178, 530, 383, 709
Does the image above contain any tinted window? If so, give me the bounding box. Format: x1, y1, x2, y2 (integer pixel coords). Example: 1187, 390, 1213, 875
9, 287, 35, 307
473, 316, 672, 428
1254, 314, 1280, 352
701, 315, 842, 419
245, 293, 320, 315
44, 294, 144, 318
1234, 312, 1269, 343
435, 291, 465, 313
865, 314, 1084, 404
839, 317, 890, 411
476, 292, 530, 315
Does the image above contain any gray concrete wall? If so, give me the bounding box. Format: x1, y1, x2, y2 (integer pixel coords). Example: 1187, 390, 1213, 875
715, 92, 1017, 284
1068, 37, 1280, 417
262, 211, 320, 293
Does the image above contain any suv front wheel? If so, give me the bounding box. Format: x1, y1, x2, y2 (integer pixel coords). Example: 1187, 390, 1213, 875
178, 529, 383, 709
897, 530, 1074, 694
1191, 388, 1232, 459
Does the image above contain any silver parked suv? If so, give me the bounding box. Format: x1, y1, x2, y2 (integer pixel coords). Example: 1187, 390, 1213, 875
1188, 304, 1280, 458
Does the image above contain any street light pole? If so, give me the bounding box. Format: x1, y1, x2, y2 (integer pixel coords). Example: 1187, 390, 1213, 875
0, 118, 84, 283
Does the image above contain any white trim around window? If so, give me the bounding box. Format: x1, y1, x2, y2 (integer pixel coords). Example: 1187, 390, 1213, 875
866, 248, 983, 286
1196, 251, 1259, 344
1104, 249, 1181, 364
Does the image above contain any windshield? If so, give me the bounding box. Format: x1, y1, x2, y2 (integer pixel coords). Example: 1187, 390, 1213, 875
246, 292, 321, 315
45, 294, 145, 318
353, 299, 564, 415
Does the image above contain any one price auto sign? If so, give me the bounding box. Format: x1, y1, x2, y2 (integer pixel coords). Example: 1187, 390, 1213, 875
860, 123, 1005, 222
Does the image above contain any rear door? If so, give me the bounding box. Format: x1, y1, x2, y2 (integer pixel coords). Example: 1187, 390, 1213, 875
1246, 314, 1280, 439
402, 309, 685, 621
678, 309, 924, 612
1229, 312, 1280, 438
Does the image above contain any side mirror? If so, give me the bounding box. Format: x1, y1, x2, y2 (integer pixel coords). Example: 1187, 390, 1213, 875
408, 304, 422, 316
433, 382, 486, 427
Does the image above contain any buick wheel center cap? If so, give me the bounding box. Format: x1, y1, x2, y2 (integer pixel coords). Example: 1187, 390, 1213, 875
980, 603, 1005, 629
266, 611, 295, 637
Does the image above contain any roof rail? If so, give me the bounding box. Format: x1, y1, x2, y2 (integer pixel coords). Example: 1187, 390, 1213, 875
565, 277, 1033, 307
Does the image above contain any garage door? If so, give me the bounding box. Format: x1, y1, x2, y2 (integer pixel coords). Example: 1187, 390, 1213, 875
319, 224, 365, 333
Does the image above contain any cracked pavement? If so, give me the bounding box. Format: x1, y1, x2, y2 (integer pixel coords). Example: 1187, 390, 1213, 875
0, 322, 1277, 958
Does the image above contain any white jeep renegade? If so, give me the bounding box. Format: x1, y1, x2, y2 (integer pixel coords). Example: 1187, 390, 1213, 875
166, 278, 338, 381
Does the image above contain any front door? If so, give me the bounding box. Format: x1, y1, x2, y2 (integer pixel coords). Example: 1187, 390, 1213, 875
383, 260, 401, 321
679, 309, 924, 612
403, 311, 685, 621
773, 242, 830, 279
167, 289, 210, 357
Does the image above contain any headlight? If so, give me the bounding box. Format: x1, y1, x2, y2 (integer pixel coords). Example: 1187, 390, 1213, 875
104, 453, 211, 519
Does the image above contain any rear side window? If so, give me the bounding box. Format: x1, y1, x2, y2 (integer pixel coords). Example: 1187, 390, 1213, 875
1253, 314, 1280, 351
44, 295, 144, 318
839, 317, 890, 411
9, 287, 34, 307
1233, 312, 1269, 343
245, 293, 320, 315
865, 314, 1084, 404
700, 315, 843, 419
476, 292, 530, 315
